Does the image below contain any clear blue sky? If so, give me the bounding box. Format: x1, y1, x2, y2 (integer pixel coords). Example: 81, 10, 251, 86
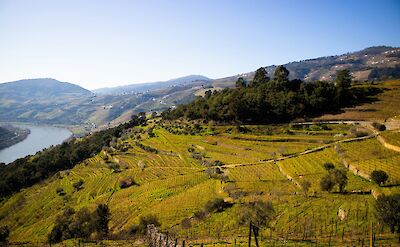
0, 0, 399, 89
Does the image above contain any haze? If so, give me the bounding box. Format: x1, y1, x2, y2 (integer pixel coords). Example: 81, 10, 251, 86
0, 0, 399, 89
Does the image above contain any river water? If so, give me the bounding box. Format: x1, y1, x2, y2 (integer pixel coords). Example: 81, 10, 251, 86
0, 124, 72, 164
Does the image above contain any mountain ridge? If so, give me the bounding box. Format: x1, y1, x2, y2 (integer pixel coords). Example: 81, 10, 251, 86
213, 46, 400, 87
0, 78, 91, 100
93, 75, 211, 95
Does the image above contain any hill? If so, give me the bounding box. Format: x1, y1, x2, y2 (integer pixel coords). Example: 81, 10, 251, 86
213, 46, 400, 87
0, 125, 30, 151
0, 47, 398, 131
0, 79, 399, 245
0, 78, 91, 100
0, 77, 211, 131
93, 75, 211, 95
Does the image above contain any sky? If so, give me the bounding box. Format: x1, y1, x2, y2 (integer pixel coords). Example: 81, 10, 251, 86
0, 0, 399, 89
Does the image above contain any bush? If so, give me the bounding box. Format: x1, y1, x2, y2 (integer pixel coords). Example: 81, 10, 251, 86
212, 160, 225, 166
130, 215, 160, 236
320, 168, 348, 193
332, 169, 348, 192
320, 175, 335, 192
181, 218, 191, 229
73, 179, 84, 191
372, 122, 386, 131
56, 187, 66, 196
48, 206, 97, 243
204, 198, 231, 213
237, 200, 274, 228
371, 170, 389, 185
0, 225, 9, 243
194, 210, 207, 220
95, 204, 111, 237
119, 177, 137, 189
107, 163, 121, 173
300, 180, 311, 196
323, 162, 335, 171
375, 194, 400, 240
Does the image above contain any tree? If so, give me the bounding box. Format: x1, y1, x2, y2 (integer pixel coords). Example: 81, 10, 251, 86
335, 69, 352, 89
236, 77, 247, 88
250, 67, 269, 87
300, 180, 311, 196
332, 169, 348, 193
95, 204, 111, 238
375, 194, 400, 242
0, 225, 9, 243
237, 200, 275, 228
131, 215, 161, 235
67, 208, 94, 239
320, 174, 335, 192
323, 162, 335, 171
371, 170, 389, 185
274, 65, 289, 82
335, 69, 352, 106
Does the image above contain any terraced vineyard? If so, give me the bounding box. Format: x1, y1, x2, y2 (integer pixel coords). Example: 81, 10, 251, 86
1, 117, 400, 245
381, 130, 400, 147
341, 138, 400, 184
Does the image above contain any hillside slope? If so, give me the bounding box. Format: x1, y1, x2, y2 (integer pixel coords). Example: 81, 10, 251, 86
0, 80, 399, 245
0, 78, 91, 100
93, 75, 211, 95
213, 46, 400, 87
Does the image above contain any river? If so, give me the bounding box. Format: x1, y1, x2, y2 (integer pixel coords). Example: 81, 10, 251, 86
0, 124, 72, 164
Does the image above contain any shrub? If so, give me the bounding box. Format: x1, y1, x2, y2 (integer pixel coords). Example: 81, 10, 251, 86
95, 204, 111, 238
212, 160, 225, 166
119, 177, 137, 189
320, 175, 335, 192
49, 207, 92, 243
194, 210, 207, 220
323, 162, 335, 171
73, 179, 84, 191
130, 215, 160, 236
371, 170, 389, 185
300, 180, 311, 196
0, 225, 9, 243
332, 169, 348, 192
372, 122, 386, 131
350, 127, 369, 137
107, 163, 121, 173
375, 194, 400, 240
181, 218, 192, 229
320, 168, 348, 193
204, 198, 231, 213
56, 187, 66, 196
237, 200, 275, 228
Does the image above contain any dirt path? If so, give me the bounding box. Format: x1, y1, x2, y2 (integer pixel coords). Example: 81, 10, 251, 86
376, 135, 400, 152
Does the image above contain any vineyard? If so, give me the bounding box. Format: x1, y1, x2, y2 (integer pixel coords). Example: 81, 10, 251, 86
1, 109, 400, 245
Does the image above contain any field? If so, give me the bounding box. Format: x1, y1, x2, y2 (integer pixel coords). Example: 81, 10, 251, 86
0, 80, 400, 246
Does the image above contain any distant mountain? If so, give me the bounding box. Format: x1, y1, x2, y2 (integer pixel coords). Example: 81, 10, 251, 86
0, 78, 91, 100
93, 75, 211, 95
213, 46, 400, 87
1, 46, 398, 130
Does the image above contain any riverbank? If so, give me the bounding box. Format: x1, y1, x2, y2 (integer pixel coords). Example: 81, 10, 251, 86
0, 124, 30, 150
0, 124, 72, 164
